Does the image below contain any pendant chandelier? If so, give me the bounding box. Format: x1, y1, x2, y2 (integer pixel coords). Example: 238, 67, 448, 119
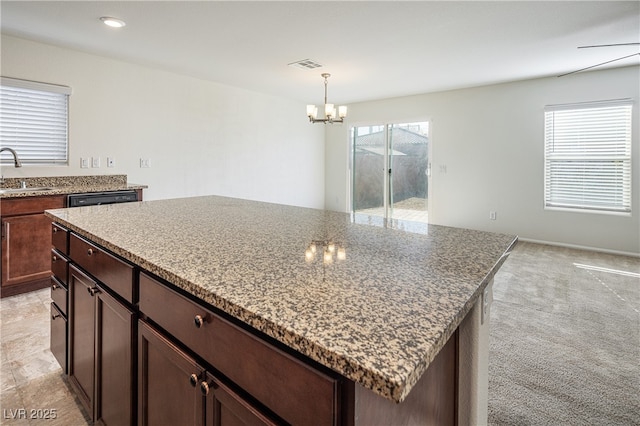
306, 73, 347, 124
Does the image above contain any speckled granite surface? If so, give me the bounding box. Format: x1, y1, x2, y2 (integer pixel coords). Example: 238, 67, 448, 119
0, 175, 146, 198
45, 195, 517, 403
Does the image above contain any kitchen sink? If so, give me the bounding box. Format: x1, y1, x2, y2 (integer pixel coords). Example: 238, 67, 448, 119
0, 187, 55, 194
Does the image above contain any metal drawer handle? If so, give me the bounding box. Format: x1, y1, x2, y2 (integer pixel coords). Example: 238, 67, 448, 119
194, 315, 204, 329
87, 248, 95, 256
189, 374, 198, 387
87, 287, 100, 297
52, 282, 59, 290
200, 381, 210, 396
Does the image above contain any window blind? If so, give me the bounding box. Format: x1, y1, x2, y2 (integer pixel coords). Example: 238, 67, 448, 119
544, 100, 632, 214
0, 77, 71, 165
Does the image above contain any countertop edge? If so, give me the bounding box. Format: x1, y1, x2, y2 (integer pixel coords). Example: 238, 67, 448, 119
0, 183, 147, 199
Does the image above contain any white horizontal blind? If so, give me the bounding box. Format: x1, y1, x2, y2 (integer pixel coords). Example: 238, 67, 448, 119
544, 100, 632, 214
0, 77, 71, 165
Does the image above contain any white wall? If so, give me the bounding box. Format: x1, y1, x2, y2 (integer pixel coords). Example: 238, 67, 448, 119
325, 66, 640, 255
1, 35, 325, 208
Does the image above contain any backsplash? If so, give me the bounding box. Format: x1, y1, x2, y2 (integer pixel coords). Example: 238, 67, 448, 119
0, 174, 127, 189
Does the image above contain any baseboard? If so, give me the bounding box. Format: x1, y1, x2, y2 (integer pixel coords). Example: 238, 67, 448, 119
518, 238, 640, 258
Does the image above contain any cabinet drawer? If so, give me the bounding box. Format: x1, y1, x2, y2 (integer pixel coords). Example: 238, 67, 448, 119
51, 249, 68, 283
70, 233, 134, 303
139, 273, 340, 426
50, 302, 67, 374
51, 277, 68, 316
52, 223, 68, 254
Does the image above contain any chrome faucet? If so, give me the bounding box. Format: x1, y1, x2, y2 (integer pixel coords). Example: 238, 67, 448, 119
0, 147, 23, 167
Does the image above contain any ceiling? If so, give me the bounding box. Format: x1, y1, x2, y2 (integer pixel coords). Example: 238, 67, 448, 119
1, 1, 639, 105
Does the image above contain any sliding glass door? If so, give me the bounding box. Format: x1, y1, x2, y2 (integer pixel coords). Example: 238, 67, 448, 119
352, 122, 429, 223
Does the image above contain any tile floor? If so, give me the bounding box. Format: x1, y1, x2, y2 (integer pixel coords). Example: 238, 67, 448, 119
0, 289, 89, 425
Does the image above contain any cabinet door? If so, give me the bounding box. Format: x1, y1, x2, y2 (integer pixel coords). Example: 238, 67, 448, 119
1, 213, 52, 288
95, 286, 135, 426
138, 320, 205, 426
50, 302, 67, 374
203, 372, 278, 426
68, 264, 97, 418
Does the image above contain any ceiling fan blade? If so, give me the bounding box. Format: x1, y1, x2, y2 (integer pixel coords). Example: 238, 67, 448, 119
578, 43, 640, 49
558, 53, 640, 77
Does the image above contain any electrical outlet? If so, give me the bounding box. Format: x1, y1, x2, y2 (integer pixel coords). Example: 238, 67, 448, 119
139, 158, 151, 168
92, 157, 101, 168
489, 211, 497, 220
80, 158, 89, 168
107, 157, 115, 168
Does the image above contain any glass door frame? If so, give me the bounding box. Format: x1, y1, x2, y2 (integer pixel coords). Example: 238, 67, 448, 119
350, 120, 430, 222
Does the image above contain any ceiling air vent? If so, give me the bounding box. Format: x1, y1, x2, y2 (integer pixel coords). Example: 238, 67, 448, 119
288, 59, 323, 70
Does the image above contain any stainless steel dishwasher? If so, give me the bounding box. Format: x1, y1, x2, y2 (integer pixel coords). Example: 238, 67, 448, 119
67, 190, 139, 207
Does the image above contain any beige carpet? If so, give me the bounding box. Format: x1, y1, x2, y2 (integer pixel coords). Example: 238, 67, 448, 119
489, 242, 640, 425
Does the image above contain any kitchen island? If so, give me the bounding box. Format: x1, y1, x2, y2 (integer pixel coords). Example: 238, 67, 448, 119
45, 195, 517, 425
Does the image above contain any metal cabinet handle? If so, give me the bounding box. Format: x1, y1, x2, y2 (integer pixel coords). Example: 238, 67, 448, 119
189, 374, 199, 387
87, 248, 95, 256
194, 315, 204, 328
51, 282, 59, 290
87, 287, 100, 296
53, 227, 58, 233
52, 255, 58, 262
51, 313, 61, 320
200, 381, 210, 396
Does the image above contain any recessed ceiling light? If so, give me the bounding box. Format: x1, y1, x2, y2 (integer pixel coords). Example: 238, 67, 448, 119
100, 17, 126, 28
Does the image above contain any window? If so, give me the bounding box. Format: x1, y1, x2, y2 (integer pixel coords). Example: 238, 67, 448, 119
0, 77, 71, 165
544, 100, 632, 214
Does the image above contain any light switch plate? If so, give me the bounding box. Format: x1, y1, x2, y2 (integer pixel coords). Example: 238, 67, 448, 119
80, 158, 89, 168
92, 157, 101, 168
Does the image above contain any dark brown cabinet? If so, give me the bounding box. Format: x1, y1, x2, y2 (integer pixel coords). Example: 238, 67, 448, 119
68, 264, 97, 415
203, 372, 276, 426
50, 302, 67, 373
95, 286, 135, 425
138, 320, 277, 426
1, 194, 66, 297
138, 320, 205, 426
68, 263, 134, 425
50, 223, 70, 374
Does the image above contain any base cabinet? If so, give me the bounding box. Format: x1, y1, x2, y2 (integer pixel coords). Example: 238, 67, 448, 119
1, 196, 65, 297
203, 372, 277, 426
138, 320, 277, 426
68, 265, 96, 414
50, 302, 67, 373
68, 264, 134, 425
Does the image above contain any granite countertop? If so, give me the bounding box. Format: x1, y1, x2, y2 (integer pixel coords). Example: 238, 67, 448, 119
45, 195, 517, 403
0, 175, 147, 199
